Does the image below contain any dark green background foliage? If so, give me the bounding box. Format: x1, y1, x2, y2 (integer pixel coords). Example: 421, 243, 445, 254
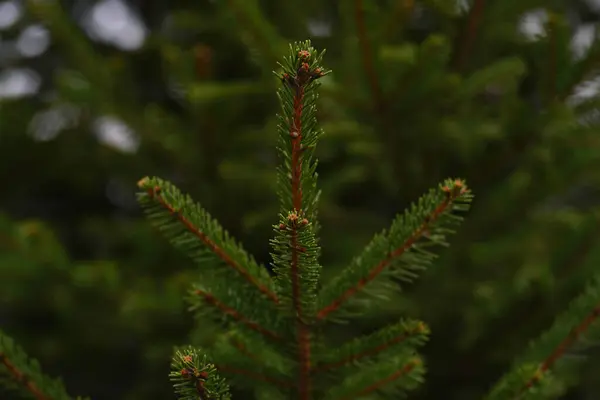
2, 0, 600, 399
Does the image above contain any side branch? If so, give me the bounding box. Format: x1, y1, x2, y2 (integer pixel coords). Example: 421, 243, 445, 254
518, 304, 600, 394
314, 324, 425, 372
335, 360, 420, 400
317, 190, 457, 320
0, 353, 50, 400
194, 289, 281, 341
145, 186, 279, 304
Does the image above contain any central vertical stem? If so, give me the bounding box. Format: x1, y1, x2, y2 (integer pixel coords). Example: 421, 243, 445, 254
291, 86, 304, 212
290, 85, 311, 399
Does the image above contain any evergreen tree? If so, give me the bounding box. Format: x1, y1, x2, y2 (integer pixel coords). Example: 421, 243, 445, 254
3, 1, 600, 399
4, 40, 600, 400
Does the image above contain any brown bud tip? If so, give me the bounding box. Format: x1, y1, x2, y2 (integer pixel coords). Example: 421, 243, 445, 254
198, 371, 209, 379
153, 186, 161, 194
279, 223, 286, 230
301, 62, 310, 72
454, 179, 463, 188
290, 130, 299, 138
181, 368, 189, 376
137, 177, 149, 188
288, 213, 299, 222
442, 185, 450, 193
183, 355, 193, 363
301, 218, 308, 225
298, 50, 311, 60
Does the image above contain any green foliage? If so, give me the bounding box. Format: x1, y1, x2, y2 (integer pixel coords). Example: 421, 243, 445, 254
3, 0, 600, 399
0, 330, 83, 400
136, 40, 471, 399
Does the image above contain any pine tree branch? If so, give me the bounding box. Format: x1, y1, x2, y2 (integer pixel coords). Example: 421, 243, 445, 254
272, 42, 330, 400
517, 304, 600, 395
317, 179, 472, 320
138, 177, 279, 304
324, 356, 425, 400
193, 289, 281, 341
355, 0, 384, 113
0, 330, 74, 400
335, 360, 419, 400
1, 353, 51, 400
314, 319, 429, 372
453, 0, 486, 71
486, 276, 600, 399
171, 347, 231, 400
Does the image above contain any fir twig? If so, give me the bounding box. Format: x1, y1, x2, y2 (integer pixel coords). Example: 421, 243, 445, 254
193, 289, 281, 340
317, 179, 472, 320
170, 347, 232, 400
0, 330, 75, 400
138, 178, 279, 304
486, 276, 600, 399
314, 319, 429, 372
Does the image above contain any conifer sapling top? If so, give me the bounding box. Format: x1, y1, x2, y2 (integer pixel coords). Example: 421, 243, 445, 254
136, 40, 472, 399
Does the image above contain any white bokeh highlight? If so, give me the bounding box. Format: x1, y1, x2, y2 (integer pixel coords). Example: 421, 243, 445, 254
28, 104, 81, 141
0, 0, 21, 30
0, 68, 41, 98
93, 116, 140, 153
16, 24, 51, 57
83, 0, 146, 51
519, 9, 548, 41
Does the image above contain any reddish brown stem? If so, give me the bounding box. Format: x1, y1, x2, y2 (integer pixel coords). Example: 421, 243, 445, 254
289, 84, 311, 399
519, 304, 600, 393
453, 0, 485, 71
194, 289, 280, 341
355, 0, 384, 113
0, 353, 51, 400
313, 328, 421, 372
317, 196, 454, 320
291, 86, 304, 211
335, 360, 418, 400
146, 188, 279, 304
216, 365, 294, 388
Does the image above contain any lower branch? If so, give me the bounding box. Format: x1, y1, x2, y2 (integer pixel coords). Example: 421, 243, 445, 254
194, 289, 281, 341
518, 304, 600, 394
0, 353, 50, 400
335, 360, 419, 400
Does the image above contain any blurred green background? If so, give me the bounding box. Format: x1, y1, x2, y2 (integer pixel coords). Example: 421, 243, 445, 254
2, 0, 600, 399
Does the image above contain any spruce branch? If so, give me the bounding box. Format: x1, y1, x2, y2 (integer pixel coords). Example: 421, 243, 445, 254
0, 330, 75, 400
170, 346, 232, 400
314, 319, 429, 372
323, 356, 425, 400
485, 276, 600, 399
190, 289, 281, 341
272, 41, 330, 400
317, 179, 472, 321
135, 40, 471, 399
137, 176, 278, 304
